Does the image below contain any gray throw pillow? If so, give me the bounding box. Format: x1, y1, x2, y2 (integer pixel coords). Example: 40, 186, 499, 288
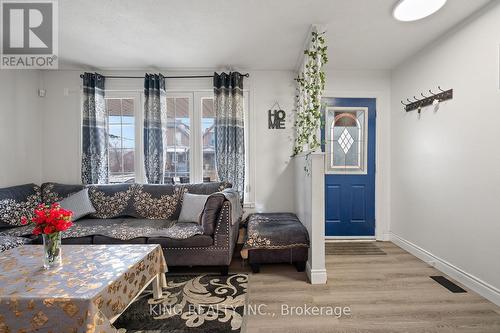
58, 188, 96, 221
178, 193, 209, 223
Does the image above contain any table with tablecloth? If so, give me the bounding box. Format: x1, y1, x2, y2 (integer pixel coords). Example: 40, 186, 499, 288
0, 244, 167, 332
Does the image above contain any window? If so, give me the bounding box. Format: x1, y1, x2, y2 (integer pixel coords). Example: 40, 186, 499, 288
107, 98, 136, 183
325, 107, 368, 174
101, 89, 253, 206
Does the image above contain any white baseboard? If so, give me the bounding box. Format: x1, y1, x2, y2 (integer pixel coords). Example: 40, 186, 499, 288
390, 232, 500, 307
306, 261, 328, 284
378, 232, 391, 241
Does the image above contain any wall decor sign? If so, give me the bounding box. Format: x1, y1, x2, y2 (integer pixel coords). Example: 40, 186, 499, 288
268, 101, 286, 129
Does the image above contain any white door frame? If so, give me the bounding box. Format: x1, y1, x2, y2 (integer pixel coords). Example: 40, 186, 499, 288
322, 90, 390, 241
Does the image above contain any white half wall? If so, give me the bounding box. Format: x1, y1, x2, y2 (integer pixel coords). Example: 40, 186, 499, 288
0, 71, 43, 187
391, 2, 500, 305
294, 152, 327, 284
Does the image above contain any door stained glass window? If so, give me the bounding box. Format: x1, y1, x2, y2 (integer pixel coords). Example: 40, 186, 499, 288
326, 108, 368, 173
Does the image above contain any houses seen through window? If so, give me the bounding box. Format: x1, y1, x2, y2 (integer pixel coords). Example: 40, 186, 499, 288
107, 98, 136, 183
165, 97, 190, 183
202, 98, 217, 182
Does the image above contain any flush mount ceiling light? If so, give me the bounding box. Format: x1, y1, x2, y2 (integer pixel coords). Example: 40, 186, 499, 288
393, 0, 447, 22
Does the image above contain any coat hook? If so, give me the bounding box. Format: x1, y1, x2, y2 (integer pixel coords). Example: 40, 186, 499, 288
401, 100, 408, 106
413, 96, 420, 102
421, 92, 428, 98
438, 86, 445, 92
429, 89, 436, 96
407, 98, 412, 103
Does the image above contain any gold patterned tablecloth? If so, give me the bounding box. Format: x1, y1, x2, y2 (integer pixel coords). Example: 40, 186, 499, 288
0, 244, 167, 332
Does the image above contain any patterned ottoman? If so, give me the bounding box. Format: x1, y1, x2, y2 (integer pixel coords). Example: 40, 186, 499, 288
241, 213, 309, 273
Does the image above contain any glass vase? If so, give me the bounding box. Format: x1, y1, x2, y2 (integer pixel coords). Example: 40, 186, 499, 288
42, 232, 62, 269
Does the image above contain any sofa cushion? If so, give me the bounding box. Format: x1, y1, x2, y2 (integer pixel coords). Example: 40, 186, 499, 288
0, 184, 41, 227
179, 181, 232, 195
0, 225, 33, 237
147, 235, 213, 248
0, 235, 30, 252
131, 184, 184, 220
71, 218, 119, 228
200, 193, 225, 235
58, 218, 120, 239
59, 188, 96, 221
58, 218, 204, 241
87, 184, 136, 218
61, 236, 93, 244
41, 182, 85, 204
93, 235, 147, 244
178, 193, 209, 223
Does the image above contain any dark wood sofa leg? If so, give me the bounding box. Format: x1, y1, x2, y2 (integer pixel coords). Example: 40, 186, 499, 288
250, 263, 260, 273
294, 261, 306, 272
220, 265, 229, 276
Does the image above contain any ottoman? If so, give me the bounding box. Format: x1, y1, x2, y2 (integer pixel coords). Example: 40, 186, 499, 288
241, 213, 309, 273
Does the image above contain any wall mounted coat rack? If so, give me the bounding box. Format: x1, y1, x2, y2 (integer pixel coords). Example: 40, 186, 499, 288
401, 86, 453, 113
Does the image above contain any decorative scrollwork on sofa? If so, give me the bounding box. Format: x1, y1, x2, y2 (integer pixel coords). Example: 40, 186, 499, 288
89, 186, 136, 219
133, 186, 185, 220
0, 186, 41, 226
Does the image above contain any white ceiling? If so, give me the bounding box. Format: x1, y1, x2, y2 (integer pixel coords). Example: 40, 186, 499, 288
58, 0, 492, 71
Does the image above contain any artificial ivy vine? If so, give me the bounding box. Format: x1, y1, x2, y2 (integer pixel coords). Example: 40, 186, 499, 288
293, 31, 328, 156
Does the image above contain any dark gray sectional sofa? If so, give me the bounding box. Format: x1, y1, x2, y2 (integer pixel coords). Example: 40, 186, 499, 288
0, 182, 241, 275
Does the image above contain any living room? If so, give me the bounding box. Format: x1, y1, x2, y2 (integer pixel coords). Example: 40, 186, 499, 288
0, 0, 499, 332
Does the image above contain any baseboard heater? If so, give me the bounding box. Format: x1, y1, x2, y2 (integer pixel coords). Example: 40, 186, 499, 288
430, 276, 467, 293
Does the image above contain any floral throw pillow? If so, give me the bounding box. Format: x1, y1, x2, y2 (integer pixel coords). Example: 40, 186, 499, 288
0, 184, 42, 226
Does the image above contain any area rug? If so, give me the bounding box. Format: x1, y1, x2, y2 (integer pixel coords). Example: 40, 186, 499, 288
325, 242, 386, 255
114, 274, 248, 333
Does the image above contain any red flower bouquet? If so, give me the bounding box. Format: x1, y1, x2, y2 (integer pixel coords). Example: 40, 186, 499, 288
21, 203, 73, 234
22, 203, 73, 268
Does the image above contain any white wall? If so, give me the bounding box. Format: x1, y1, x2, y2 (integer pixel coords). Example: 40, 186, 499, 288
38, 69, 297, 212
40, 71, 81, 183
391, 2, 500, 305
250, 71, 296, 213
324, 70, 392, 240
0, 71, 43, 187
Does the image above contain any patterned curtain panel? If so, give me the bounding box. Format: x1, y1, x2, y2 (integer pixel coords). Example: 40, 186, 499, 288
144, 74, 167, 184
214, 72, 245, 199
81, 73, 108, 184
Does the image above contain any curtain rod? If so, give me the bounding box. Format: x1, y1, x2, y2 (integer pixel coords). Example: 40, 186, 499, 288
79, 73, 250, 79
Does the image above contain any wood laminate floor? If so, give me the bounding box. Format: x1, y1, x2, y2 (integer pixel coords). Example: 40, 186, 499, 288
233, 242, 500, 333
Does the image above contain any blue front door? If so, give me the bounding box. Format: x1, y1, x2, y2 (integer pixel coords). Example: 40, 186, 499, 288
323, 98, 376, 236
